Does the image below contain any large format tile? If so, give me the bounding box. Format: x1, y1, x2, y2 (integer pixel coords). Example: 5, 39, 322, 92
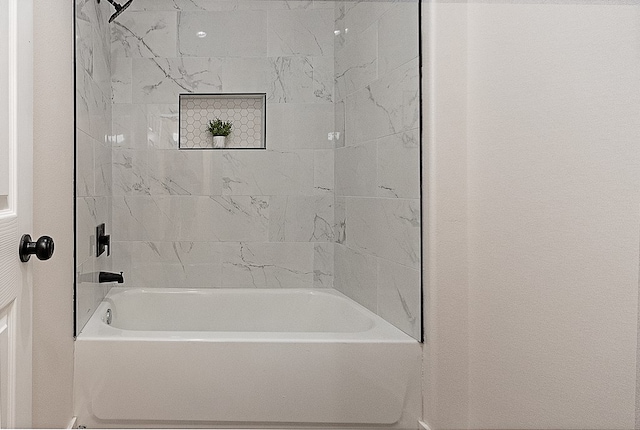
150, 150, 222, 196
112, 150, 150, 196
333, 1, 348, 51
88, 76, 110, 144
146, 104, 180, 149
378, 2, 419, 77
346, 197, 421, 269
132, 57, 223, 104
111, 11, 178, 58
377, 258, 421, 340
112, 196, 169, 241
334, 195, 346, 244
376, 198, 421, 269
76, 130, 94, 198
313, 242, 334, 288
111, 57, 132, 104
335, 143, 377, 197
312, 56, 334, 103
334, 100, 345, 147
94, 140, 113, 197
314, 149, 334, 195
112, 103, 180, 150
112, 149, 222, 196
218, 57, 271, 94
76, 197, 97, 265
76, 17, 93, 76
113, 241, 222, 288
335, 24, 377, 99
94, 0, 111, 41
208, 196, 270, 242
266, 103, 334, 150
345, 58, 420, 144
267, 9, 333, 57
76, 66, 91, 137
268, 195, 334, 242
377, 129, 420, 199
78, 64, 110, 144
112, 103, 147, 149
221, 242, 314, 288
112, 195, 269, 242
178, 11, 267, 57
266, 56, 315, 103
169, 195, 270, 242
76, 0, 97, 26
222, 150, 314, 195
93, 22, 112, 99
341, 0, 394, 42
334, 244, 377, 312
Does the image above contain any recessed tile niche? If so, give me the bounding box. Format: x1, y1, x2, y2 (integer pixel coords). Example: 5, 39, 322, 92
179, 93, 266, 149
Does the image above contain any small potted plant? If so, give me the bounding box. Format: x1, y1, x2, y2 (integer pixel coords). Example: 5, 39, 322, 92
207, 118, 233, 148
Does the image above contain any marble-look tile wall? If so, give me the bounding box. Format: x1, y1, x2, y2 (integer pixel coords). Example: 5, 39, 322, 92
75, 0, 113, 332
333, 0, 421, 339
110, 0, 336, 290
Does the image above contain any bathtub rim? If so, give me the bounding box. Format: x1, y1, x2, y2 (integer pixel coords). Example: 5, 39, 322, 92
77, 287, 418, 344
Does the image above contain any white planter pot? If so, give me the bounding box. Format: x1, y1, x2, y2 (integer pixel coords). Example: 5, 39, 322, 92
212, 135, 226, 148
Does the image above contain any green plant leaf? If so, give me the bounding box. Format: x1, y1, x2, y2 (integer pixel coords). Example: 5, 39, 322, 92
208, 118, 233, 136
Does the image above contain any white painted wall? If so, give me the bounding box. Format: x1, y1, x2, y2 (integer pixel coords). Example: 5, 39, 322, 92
32, 1, 75, 427
422, 2, 470, 429
424, 2, 640, 429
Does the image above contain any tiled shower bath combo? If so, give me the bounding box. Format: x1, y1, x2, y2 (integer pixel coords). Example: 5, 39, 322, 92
74, 0, 421, 426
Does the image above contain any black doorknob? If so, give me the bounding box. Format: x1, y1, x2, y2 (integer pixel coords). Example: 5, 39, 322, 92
19, 234, 54, 262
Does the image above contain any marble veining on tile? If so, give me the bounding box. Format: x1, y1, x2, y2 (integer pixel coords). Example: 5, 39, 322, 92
313, 242, 334, 288
267, 9, 333, 57
345, 58, 420, 144
111, 57, 132, 104
267, 56, 314, 103
111, 11, 178, 58
377, 129, 420, 199
268, 195, 334, 242
132, 57, 224, 103
377, 258, 421, 339
221, 150, 314, 195
221, 242, 314, 288
334, 243, 377, 312
112, 241, 222, 287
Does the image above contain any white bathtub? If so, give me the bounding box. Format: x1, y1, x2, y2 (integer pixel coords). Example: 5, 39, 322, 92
74, 288, 421, 428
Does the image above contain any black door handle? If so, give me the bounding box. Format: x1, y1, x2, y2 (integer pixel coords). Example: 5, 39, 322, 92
19, 234, 54, 262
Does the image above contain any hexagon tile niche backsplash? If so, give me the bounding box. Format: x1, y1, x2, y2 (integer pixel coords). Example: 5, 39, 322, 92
179, 94, 266, 149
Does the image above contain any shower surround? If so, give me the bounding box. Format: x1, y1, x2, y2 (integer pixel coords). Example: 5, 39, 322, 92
74, 0, 422, 340
110, 2, 336, 294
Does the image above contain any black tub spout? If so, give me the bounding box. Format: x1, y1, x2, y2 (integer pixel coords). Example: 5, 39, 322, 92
99, 271, 124, 283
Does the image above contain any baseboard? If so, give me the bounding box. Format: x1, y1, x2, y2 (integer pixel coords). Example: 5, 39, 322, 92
418, 420, 432, 430
66, 416, 77, 429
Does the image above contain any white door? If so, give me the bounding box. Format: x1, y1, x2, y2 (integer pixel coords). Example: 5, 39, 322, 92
0, 0, 32, 427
